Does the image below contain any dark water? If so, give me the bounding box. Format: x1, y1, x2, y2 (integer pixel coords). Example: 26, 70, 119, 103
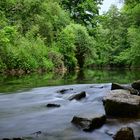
0, 69, 140, 93
0, 69, 140, 140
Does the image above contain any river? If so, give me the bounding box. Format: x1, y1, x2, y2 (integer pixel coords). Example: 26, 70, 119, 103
0, 69, 140, 140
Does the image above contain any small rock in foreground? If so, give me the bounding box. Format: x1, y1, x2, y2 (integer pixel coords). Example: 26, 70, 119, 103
69, 91, 86, 101
113, 127, 135, 140
71, 114, 106, 132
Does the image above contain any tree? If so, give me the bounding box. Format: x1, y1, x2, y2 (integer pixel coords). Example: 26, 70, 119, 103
95, 5, 130, 67
120, 0, 140, 67
123, 0, 140, 26
58, 23, 96, 70
36, 0, 71, 44
60, 0, 103, 27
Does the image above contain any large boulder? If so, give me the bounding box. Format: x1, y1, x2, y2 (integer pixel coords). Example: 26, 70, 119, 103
71, 114, 106, 132
69, 91, 86, 101
113, 127, 135, 140
132, 80, 140, 90
103, 90, 140, 117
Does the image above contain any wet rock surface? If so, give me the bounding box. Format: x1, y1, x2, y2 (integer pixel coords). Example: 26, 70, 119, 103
69, 91, 86, 100
71, 114, 106, 131
103, 90, 140, 117
128, 88, 139, 96
113, 127, 135, 140
111, 83, 127, 90
132, 80, 140, 90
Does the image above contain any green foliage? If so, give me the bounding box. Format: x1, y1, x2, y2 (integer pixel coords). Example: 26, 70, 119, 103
0, 26, 17, 46
115, 0, 140, 67
127, 27, 140, 66
0, 0, 71, 72
1, 0, 140, 73
0, 25, 54, 71
0, 58, 6, 72
36, 0, 71, 44
48, 44, 64, 70
94, 1, 140, 68
58, 23, 96, 69
61, 0, 103, 27
58, 24, 77, 70
95, 5, 131, 67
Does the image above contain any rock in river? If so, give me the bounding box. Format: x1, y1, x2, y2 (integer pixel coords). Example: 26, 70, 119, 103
2, 138, 24, 140
132, 80, 140, 90
113, 127, 135, 140
57, 88, 73, 94
111, 83, 139, 95
111, 83, 126, 90
103, 90, 140, 117
46, 103, 60, 108
69, 91, 86, 101
71, 114, 106, 132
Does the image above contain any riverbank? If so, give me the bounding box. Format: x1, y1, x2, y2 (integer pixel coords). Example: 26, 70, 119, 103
1, 66, 140, 77
0, 69, 140, 93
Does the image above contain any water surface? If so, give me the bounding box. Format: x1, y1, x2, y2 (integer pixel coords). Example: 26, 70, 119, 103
0, 69, 140, 140
0, 69, 140, 93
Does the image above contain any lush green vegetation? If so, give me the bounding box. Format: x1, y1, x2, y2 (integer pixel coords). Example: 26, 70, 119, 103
0, 0, 140, 74
95, 0, 140, 67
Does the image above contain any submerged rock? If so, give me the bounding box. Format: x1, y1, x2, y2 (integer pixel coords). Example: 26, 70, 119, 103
57, 88, 73, 94
13, 138, 23, 140
71, 114, 106, 132
69, 91, 86, 101
2, 138, 24, 140
103, 90, 140, 117
132, 80, 140, 90
113, 127, 135, 140
31, 131, 42, 137
46, 103, 60, 108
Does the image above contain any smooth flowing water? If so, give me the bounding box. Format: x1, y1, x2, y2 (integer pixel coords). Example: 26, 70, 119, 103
0, 69, 140, 140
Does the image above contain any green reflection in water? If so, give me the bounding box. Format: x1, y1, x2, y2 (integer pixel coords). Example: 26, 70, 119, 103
0, 69, 140, 93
